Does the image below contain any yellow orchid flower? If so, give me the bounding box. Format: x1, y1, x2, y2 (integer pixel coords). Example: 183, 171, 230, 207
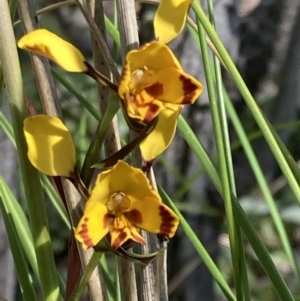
118, 41, 202, 123
154, 0, 193, 44
18, 29, 87, 72
140, 104, 181, 162
23, 115, 76, 177
75, 160, 179, 250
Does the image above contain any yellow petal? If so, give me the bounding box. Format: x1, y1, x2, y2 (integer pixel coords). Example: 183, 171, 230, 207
23, 115, 76, 176
110, 216, 145, 249
140, 106, 180, 161
75, 202, 112, 250
124, 196, 179, 238
118, 42, 203, 122
87, 171, 113, 207
18, 29, 87, 72
145, 68, 203, 105
127, 41, 182, 72
126, 95, 165, 122
95, 161, 158, 202
119, 42, 182, 102
154, 0, 192, 44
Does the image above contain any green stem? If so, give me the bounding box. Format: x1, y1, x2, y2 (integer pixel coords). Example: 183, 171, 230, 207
159, 186, 236, 301
197, 14, 243, 299
0, 2, 60, 300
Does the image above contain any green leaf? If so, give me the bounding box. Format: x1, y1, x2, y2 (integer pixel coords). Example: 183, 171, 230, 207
80, 93, 120, 185
0, 196, 38, 301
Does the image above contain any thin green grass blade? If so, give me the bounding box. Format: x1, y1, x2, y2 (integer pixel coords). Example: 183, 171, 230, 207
158, 186, 236, 301
232, 199, 294, 301
68, 252, 103, 301
0, 3, 60, 299
197, 13, 244, 299
177, 115, 295, 300
0, 176, 64, 299
40, 175, 70, 229
192, 1, 300, 205
225, 90, 300, 282
0, 176, 39, 280
100, 255, 117, 301
115, 257, 121, 301
178, 114, 220, 190
231, 120, 300, 151
105, 14, 121, 48
77, 111, 88, 165
52, 67, 101, 121
263, 115, 300, 186
0, 196, 38, 301
80, 93, 120, 185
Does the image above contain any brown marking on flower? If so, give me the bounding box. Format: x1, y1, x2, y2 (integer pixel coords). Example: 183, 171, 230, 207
142, 159, 154, 173
159, 205, 175, 236
103, 214, 114, 228
180, 75, 197, 104
119, 64, 130, 87
78, 219, 94, 248
112, 231, 127, 249
124, 209, 143, 224
144, 82, 164, 98
144, 103, 160, 122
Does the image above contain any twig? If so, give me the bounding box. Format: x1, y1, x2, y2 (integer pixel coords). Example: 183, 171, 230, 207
83, 1, 138, 300
17, 0, 62, 117
116, 1, 170, 301
17, 0, 107, 300
74, 0, 119, 82
87, 0, 121, 158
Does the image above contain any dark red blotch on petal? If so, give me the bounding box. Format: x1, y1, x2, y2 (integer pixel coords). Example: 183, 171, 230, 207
112, 231, 127, 249
104, 214, 114, 229
78, 217, 94, 249
124, 209, 143, 224
180, 75, 198, 104
159, 205, 176, 236
145, 82, 164, 98
144, 103, 161, 122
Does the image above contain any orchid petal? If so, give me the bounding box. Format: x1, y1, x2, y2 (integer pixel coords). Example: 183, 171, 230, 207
154, 0, 192, 44
118, 41, 203, 123
98, 161, 158, 202
23, 115, 76, 176
110, 216, 145, 249
18, 29, 87, 72
126, 96, 165, 122
125, 196, 179, 238
75, 202, 112, 250
123, 41, 182, 74
140, 106, 180, 161
145, 68, 203, 105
